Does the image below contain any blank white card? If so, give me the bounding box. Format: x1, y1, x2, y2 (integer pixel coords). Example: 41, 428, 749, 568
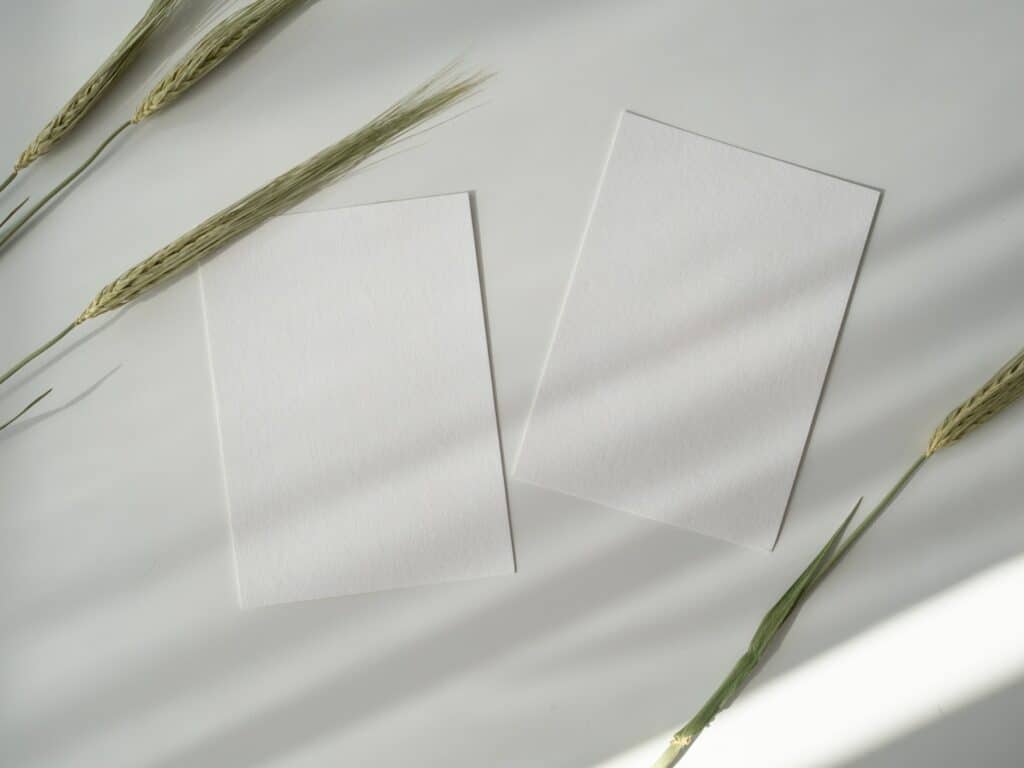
201, 194, 513, 607
515, 113, 880, 550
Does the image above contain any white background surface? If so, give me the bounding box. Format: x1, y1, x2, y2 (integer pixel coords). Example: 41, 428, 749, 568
1, 1, 1022, 766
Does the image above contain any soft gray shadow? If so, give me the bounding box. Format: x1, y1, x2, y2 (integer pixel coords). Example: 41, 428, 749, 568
6, 172, 1024, 768
0, 366, 120, 441
1, 310, 124, 394
3, 14, 1024, 766
839, 675, 1024, 767
0, 499, 713, 766
771, 190, 884, 548
5, 200, 1022, 768
137, 510, 731, 768
107, 429, 1015, 768
468, 189, 518, 571
236, 198, 892, 556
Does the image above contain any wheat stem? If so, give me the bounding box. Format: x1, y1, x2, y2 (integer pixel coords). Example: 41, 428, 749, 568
0, 197, 29, 230
656, 345, 1024, 765
654, 459, 927, 765
0, 122, 132, 253
0, 323, 77, 390
810, 454, 928, 587
0, 170, 15, 195
0, 70, 486, 396
0, 388, 53, 433
653, 500, 861, 767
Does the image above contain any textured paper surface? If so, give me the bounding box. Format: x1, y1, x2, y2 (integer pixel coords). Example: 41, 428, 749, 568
200, 194, 513, 607
515, 113, 880, 550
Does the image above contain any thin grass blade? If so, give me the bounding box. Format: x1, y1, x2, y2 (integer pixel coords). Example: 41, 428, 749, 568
652, 499, 862, 768
0, 122, 132, 253
0, 388, 52, 432
0, 197, 29, 230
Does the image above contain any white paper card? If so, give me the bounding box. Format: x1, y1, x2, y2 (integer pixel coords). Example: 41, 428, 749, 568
200, 194, 513, 607
515, 113, 880, 550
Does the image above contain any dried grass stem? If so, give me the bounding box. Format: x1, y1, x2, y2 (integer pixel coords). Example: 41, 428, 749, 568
0, 122, 132, 252
0, 69, 486, 407
0, 389, 53, 432
656, 344, 1024, 765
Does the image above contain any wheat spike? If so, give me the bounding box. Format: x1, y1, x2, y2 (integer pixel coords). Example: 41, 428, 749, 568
0, 0, 305, 254
81, 70, 484, 320
9, 0, 179, 177
0, 69, 486, 414
926, 347, 1024, 455
132, 0, 302, 123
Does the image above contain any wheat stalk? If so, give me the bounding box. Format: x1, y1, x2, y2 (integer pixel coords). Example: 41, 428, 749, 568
0, 389, 53, 432
0, 0, 305, 254
0, 197, 28, 229
0, 0, 179, 195
654, 344, 1024, 767
0, 68, 486, 431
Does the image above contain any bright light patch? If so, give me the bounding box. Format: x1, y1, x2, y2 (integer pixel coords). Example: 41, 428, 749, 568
596, 553, 1024, 767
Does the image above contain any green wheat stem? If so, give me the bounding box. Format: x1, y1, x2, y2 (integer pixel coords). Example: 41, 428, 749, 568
0, 323, 77, 390
652, 499, 862, 768
0, 122, 131, 251
654, 345, 1024, 766
810, 454, 928, 587
0, 170, 15, 195
0, 197, 29, 230
0, 388, 52, 433
0, 69, 486, 396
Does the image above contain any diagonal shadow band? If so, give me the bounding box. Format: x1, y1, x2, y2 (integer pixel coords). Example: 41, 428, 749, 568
0, 366, 121, 441
2, 109, 1023, 768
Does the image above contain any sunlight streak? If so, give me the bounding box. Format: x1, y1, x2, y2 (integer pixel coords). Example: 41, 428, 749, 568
597, 551, 1024, 767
